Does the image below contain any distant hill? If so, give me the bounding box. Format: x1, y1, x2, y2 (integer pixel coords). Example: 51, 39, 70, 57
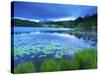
11, 18, 41, 27
11, 14, 97, 30
44, 14, 97, 30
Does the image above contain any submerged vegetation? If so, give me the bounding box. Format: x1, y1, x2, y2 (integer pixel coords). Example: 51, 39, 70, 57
14, 49, 97, 73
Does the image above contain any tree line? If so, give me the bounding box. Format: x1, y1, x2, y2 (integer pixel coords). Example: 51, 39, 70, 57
12, 14, 97, 31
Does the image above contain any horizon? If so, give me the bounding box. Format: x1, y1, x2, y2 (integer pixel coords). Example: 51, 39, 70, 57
13, 17, 77, 22
12, 13, 97, 22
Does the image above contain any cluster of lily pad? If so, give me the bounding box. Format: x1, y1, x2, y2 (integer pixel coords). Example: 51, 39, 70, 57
12, 32, 94, 60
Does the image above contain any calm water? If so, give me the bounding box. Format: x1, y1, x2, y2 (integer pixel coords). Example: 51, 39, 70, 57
12, 27, 97, 66
13, 27, 74, 33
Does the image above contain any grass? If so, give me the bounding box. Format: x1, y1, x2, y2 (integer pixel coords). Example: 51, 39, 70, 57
68, 58, 80, 70
14, 61, 35, 74
13, 49, 97, 73
73, 49, 97, 69
59, 58, 69, 70
40, 59, 60, 72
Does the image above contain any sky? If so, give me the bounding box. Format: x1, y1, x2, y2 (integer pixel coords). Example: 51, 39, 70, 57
12, 1, 97, 21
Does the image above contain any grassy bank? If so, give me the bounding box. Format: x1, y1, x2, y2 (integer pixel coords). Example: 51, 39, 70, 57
14, 49, 97, 74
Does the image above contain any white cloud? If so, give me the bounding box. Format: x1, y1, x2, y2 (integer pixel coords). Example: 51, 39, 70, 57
14, 17, 76, 22
50, 17, 76, 21
14, 17, 40, 22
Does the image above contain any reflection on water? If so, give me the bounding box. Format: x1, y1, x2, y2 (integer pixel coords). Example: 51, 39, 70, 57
12, 27, 74, 33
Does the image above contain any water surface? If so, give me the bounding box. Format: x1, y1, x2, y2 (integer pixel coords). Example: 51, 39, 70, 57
12, 27, 96, 66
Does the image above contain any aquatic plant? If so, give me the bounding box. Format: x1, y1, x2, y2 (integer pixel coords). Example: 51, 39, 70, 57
43, 47, 53, 54
14, 61, 36, 73
73, 49, 97, 69
39, 55, 47, 58
54, 51, 63, 59
40, 59, 60, 72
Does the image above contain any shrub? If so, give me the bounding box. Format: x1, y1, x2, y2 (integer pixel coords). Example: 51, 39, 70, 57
74, 49, 97, 69
14, 61, 36, 74
40, 59, 60, 72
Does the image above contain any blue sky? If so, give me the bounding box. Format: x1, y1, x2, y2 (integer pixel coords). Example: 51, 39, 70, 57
12, 1, 97, 21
